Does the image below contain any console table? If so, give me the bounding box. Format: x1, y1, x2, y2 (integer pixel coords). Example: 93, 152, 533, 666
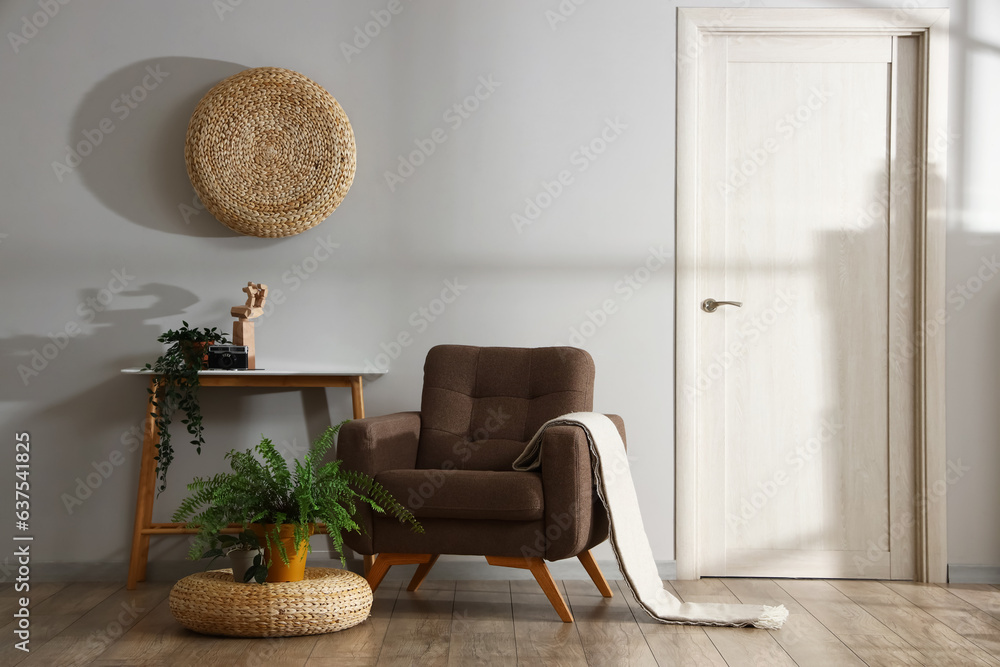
121, 368, 385, 590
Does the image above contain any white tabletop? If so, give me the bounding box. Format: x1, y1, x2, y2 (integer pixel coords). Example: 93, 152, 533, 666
121, 367, 387, 381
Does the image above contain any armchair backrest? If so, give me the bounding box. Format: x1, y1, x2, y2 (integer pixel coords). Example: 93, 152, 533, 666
416, 345, 595, 470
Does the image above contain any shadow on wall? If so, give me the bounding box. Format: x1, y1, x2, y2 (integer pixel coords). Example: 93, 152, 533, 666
1, 283, 198, 401
67, 57, 247, 238
0, 283, 202, 551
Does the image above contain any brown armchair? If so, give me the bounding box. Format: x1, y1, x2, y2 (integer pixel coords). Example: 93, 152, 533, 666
339, 344, 625, 622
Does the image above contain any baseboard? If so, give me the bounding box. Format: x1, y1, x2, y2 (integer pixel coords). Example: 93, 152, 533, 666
42, 560, 991, 585
27, 556, 677, 583
947, 564, 1000, 584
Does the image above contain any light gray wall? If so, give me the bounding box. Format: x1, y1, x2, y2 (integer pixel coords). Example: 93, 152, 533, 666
938, 0, 1000, 571
1, 0, 995, 578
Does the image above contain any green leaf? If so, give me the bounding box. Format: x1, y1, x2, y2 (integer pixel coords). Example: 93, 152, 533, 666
172, 421, 422, 567
247, 562, 267, 583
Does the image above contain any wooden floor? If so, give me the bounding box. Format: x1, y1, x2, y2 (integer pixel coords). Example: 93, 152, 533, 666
3, 577, 1000, 666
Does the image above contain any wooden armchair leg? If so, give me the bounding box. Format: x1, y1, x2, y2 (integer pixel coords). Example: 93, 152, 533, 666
407, 554, 440, 592
363, 554, 376, 578
366, 553, 434, 593
578, 549, 614, 598
486, 555, 574, 622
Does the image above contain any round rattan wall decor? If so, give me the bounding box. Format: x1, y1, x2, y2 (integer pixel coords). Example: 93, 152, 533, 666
185, 67, 356, 238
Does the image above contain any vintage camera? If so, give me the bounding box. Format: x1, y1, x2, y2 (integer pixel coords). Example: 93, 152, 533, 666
207, 345, 249, 370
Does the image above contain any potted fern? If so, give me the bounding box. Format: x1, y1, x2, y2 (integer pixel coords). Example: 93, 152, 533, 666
173, 421, 422, 583
144, 321, 229, 493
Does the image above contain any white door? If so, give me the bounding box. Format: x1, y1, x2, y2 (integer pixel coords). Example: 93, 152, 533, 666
686, 33, 922, 579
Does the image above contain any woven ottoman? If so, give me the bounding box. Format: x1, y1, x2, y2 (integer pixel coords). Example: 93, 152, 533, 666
169, 567, 372, 637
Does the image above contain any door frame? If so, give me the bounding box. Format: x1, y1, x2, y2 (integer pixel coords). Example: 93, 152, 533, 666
675, 8, 950, 583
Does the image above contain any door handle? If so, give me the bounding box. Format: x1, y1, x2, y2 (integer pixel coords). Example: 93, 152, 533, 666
702, 298, 743, 313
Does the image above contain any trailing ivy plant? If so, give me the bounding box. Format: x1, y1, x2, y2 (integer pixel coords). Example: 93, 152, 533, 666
172, 421, 422, 574
144, 321, 229, 493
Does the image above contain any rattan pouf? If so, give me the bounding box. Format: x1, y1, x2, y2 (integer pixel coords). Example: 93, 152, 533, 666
169, 568, 372, 637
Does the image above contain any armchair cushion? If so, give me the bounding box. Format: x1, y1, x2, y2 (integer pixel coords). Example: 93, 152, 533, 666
375, 469, 544, 521
413, 438, 530, 473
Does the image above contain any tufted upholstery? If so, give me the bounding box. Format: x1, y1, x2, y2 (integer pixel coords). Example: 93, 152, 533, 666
337, 344, 624, 621
338, 344, 623, 564
416, 345, 595, 470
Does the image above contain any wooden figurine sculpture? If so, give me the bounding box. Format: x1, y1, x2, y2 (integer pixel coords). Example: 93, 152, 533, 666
231, 282, 267, 369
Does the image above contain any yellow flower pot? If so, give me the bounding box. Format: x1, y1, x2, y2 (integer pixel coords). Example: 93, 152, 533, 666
250, 523, 314, 583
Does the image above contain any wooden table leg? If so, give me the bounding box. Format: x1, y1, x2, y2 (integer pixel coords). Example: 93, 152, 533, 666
128, 373, 369, 589
127, 377, 159, 590
350, 376, 365, 419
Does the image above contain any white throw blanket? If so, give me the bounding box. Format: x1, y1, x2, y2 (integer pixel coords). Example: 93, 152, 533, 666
513, 412, 788, 629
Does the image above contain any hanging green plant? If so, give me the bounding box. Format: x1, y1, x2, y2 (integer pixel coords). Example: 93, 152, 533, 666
144, 321, 229, 493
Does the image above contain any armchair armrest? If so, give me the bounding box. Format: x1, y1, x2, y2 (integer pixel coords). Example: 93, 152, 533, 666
338, 411, 421, 476
539, 413, 626, 561
338, 412, 421, 556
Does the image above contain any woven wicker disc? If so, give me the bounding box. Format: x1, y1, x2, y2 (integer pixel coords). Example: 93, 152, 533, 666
169, 568, 373, 637
185, 67, 357, 238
